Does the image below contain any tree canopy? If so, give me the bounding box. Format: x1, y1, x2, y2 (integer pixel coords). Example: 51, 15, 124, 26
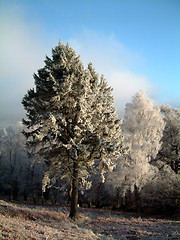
106, 91, 165, 202
22, 41, 124, 219
156, 105, 180, 173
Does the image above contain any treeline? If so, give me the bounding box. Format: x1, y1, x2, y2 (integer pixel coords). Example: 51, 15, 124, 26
0, 93, 179, 214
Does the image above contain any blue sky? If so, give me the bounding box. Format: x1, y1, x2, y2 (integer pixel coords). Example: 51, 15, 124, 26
0, 0, 180, 123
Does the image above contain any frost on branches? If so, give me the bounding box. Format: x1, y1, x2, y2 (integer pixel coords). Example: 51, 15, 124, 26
106, 91, 165, 207
155, 105, 180, 174
22, 41, 123, 219
122, 91, 165, 165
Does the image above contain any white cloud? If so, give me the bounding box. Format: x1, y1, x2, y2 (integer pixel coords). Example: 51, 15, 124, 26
69, 30, 154, 116
0, 10, 154, 122
69, 30, 138, 73
109, 71, 153, 113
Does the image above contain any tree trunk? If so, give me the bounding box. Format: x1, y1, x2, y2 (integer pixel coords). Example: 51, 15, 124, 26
69, 159, 79, 219
67, 181, 73, 205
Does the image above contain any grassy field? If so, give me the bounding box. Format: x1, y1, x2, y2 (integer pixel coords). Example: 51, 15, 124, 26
0, 200, 179, 239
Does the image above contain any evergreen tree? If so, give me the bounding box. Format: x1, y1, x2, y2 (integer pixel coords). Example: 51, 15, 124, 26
22, 41, 123, 219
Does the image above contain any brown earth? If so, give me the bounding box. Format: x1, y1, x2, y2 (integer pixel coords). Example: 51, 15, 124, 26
0, 200, 179, 239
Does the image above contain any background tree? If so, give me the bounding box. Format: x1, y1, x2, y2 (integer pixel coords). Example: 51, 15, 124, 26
155, 105, 180, 174
22, 41, 123, 219
105, 91, 165, 209
0, 123, 29, 200
0, 125, 23, 200
122, 91, 165, 165
141, 160, 179, 212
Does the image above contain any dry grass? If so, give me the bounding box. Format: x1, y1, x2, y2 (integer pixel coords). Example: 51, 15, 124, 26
0, 200, 179, 240
0, 200, 98, 240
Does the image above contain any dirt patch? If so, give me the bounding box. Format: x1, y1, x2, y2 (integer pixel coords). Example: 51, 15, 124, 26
0, 200, 179, 239
89, 216, 180, 239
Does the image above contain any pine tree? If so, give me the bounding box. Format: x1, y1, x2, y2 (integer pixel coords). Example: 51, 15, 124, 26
22, 41, 123, 219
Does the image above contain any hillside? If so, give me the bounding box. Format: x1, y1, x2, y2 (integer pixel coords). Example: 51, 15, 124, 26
0, 200, 179, 239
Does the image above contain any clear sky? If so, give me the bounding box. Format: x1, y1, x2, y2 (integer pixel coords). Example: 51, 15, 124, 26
0, 0, 180, 124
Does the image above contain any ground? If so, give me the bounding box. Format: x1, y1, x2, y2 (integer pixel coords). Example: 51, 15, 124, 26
0, 200, 179, 239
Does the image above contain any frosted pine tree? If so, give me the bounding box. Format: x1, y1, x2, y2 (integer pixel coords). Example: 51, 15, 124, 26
88, 64, 124, 180
22, 41, 123, 219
